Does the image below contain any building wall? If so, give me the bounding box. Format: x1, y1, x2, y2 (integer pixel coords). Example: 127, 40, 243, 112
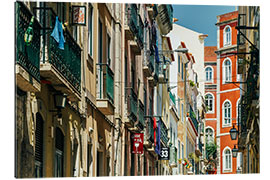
216, 10, 240, 174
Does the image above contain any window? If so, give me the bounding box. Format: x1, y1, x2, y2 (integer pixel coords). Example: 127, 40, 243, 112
35, 113, 44, 177
205, 66, 213, 82
107, 34, 111, 66
205, 127, 214, 144
223, 58, 232, 83
223, 148, 232, 172
223, 100, 231, 126
178, 55, 180, 73
205, 93, 214, 113
237, 99, 241, 125
223, 25, 231, 46
181, 103, 184, 122
181, 62, 184, 80
98, 19, 103, 63
55, 128, 64, 177
88, 5, 93, 56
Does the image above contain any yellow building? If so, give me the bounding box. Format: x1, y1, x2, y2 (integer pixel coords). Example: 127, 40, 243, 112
236, 6, 260, 174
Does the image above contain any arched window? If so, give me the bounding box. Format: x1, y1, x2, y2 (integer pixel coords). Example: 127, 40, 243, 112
205, 127, 214, 144
223, 148, 232, 172
223, 25, 231, 46
223, 58, 232, 83
205, 66, 213, 82
55, 127, 64, 177
205, 93, 214, 113
223, 100, 231, 126
237, 98, 241, 125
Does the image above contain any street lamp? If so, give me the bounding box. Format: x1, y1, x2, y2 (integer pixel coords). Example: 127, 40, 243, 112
54, 92, 67, 110
53, 92, 67, 119
229, 124, 238, 140
232, 145, 238, 158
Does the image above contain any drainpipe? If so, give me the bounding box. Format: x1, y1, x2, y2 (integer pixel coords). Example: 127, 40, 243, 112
120, 3, 126, 176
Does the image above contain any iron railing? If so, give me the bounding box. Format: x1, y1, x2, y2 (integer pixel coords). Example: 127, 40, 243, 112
34, 7, 81, 92
189, 105, 198, 133
16, 2, 41, 82
159, 119, 169, 145
96, 64, 114, 104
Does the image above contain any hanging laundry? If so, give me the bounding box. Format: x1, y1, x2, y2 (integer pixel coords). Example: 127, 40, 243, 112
51, 16, 65, 50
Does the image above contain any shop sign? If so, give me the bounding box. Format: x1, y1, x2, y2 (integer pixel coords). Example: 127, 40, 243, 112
159, 147, 169, 160
72, 6, 86, 25
131, 133, 144, 154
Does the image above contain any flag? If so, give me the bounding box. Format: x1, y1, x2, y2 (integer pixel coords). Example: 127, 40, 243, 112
153, 117, 157, 147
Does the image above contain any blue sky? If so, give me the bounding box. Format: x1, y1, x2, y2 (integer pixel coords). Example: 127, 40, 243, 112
172, 4, 236, 46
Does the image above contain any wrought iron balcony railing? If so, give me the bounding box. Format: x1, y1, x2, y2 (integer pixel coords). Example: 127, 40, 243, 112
125, 4, 144, 50
96, 63, 114, 104
159, 118, 169, 145
16, 2, 41, 82
34, 7, 81, 92
189, 105, 198, 133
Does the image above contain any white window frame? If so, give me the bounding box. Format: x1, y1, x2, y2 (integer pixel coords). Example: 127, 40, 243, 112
205, 93, 214, 114
205, 66, 214, 83
223, 58, 232, 84
223, 25, 232, 47
236, 98, 240, 125
205, 126, 215, 144
223, 147, 232, 173
222, 100, 232, 127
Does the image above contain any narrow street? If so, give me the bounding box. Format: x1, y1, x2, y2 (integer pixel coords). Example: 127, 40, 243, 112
14, 1, 259, 177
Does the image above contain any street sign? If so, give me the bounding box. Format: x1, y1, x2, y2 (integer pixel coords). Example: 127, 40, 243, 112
159, 147, 169, 160
131, 133, 144, 154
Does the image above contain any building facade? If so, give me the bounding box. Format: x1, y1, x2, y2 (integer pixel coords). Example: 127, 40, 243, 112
236, 6, 260, 174
215, 11, 241, 174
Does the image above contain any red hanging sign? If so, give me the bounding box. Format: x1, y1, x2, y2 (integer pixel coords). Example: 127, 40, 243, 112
131, 133, 144, 154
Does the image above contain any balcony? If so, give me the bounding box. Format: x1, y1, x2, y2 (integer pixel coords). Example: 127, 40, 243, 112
15, 2, 41, 92
96, 64, 115, 115
156, 5, 173, 35
159, 118, 169, 145
34, 7, 81, 101
125, 88, 138, 127
189, 105, 198, 133
138, 100, 145, 130
125, 4, 144, 51
143, 53, 155, 77
124, 4, 138, 40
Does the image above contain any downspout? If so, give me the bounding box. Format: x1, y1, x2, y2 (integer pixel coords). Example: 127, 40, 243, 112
120, 3, 126, 176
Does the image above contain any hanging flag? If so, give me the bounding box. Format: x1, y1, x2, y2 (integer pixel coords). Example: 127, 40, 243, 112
153, 117, 157, 147
155, 119, 161, 155
24, 16, 34, 46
